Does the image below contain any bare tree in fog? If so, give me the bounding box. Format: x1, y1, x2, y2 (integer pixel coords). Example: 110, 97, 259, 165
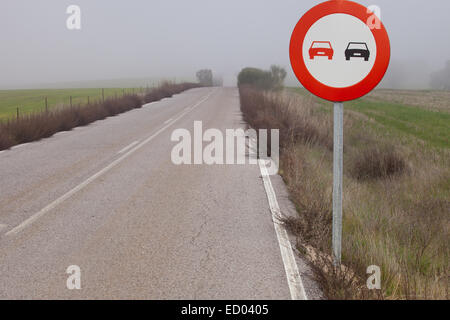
196, 69, 213, 87
212, 75, 224, 87
270, 65, 287, 90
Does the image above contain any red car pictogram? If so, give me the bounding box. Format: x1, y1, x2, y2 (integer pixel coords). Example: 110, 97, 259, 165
309, 41, 334, 60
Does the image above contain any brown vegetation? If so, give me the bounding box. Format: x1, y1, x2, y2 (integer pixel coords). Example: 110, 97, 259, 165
144, 82, 200, 103
349, 145, 406, 181
0, 82, 200, 151
239, 86, 449, 300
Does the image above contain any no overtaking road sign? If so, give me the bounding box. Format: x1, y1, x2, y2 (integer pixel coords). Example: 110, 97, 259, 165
290, 0, 390, 102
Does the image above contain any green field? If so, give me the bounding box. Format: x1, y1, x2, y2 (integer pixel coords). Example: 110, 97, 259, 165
346, 99, 450, 149
290, 87, 450, 149
0, 88, 145, 120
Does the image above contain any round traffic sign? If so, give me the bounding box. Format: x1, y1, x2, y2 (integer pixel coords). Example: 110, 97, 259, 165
289, 0, 390, 102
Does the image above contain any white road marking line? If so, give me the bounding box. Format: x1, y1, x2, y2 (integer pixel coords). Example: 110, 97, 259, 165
117, 140, 140, 154
6, 90, 216, 237
164, 118, 173, 124
258, 159, 308, 300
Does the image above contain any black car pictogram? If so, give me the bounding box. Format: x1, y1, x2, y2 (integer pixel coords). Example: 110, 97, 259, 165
345, 42, 370, 61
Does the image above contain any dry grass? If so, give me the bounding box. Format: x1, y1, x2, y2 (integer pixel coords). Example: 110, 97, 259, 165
0, 82, 200, 151
239, 86, 449, 300
239, 86, 332, 149
349, 145, 406, 181
367, 89, 450, 113
144, 82, 200, 104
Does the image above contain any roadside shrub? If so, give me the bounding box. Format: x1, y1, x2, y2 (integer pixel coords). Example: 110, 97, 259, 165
350, 145, 407, 181
238, 65, 287, 90
144, 82, 200, 103
238, 68, 274, 90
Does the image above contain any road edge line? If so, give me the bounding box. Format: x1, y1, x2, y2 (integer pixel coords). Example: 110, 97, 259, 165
258, 159, 308, 300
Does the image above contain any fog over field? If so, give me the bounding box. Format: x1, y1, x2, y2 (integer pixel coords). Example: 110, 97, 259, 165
1, 0, 449, 89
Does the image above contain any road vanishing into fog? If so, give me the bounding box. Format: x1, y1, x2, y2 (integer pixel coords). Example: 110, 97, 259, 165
0, 87, 320, 299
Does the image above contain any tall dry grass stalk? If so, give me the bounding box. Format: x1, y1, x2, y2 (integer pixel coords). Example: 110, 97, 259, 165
239, 86, 449, 300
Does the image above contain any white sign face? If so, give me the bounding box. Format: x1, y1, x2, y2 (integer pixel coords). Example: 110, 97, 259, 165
302, 13, 377, 88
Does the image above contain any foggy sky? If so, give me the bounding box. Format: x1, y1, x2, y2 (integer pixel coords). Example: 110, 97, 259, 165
1, 0, 449, 89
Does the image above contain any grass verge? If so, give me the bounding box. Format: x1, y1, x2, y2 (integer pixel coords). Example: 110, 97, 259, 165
239, 86, 449, 300
0, 82, 200, 151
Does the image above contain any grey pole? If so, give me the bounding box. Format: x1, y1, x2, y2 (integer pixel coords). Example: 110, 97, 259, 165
332, 102, 343, 266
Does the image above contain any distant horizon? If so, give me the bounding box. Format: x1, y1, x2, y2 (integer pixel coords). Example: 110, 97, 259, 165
2, 1, 448, 91
0, 76, 197, 90
0, 69, 437, 91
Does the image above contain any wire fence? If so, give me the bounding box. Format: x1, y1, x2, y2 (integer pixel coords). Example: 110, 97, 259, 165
5, 87, 150, 122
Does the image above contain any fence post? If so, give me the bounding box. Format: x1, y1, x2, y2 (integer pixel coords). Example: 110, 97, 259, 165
87, 96, 90, 105
45, 97, 48, 113
16, 107, 19, 120
102, 88, 105, 103
70, 96, 73, 108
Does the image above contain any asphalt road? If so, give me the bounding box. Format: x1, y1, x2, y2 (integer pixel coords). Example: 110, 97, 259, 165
0, 87, 321, 299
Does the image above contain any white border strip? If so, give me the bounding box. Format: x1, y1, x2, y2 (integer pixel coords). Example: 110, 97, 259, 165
5, 90, 215, 237
258, 159, 308, 300
117, 140, 140, 154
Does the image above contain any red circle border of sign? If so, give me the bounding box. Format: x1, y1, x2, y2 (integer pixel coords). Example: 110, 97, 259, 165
289, 0, 391, 102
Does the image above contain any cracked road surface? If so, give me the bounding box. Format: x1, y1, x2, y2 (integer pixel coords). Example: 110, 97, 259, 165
0, 87, 320, 299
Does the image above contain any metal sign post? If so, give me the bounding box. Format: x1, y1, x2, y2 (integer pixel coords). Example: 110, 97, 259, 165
332, 102, 343, 266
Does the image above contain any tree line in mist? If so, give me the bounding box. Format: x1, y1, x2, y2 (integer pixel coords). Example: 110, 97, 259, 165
380, 60, 450, 90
